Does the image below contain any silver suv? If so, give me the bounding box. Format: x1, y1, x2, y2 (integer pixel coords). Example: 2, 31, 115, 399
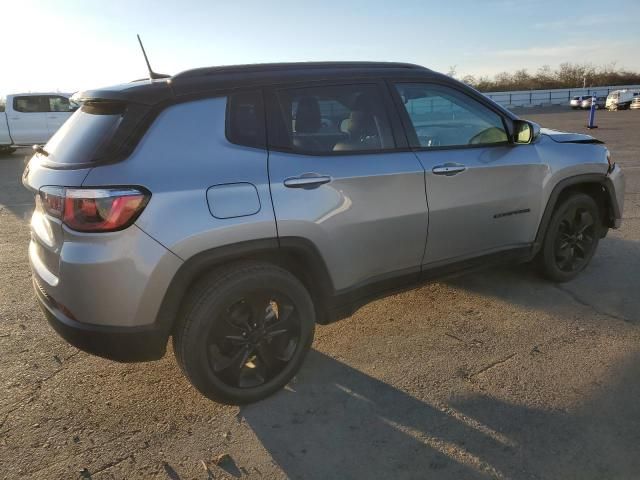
23, 62, 625, 404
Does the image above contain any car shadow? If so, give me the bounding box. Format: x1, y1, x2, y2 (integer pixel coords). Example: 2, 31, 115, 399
0, 148, 34, 219
241, 350, 498, 480
241, 350, 640, 479
449, 349, 640, 479
445, 236, 640, 325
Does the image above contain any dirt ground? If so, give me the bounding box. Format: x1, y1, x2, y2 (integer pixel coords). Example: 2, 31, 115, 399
1, 107, 639, 480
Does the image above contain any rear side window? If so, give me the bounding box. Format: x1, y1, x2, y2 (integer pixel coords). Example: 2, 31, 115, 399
270, 84, 395, 154
226, 90, 265, 149
13, 96, 46, 113
43, 102, 124, 165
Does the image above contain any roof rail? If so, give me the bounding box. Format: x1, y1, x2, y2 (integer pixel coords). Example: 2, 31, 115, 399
173, 61, 427, 79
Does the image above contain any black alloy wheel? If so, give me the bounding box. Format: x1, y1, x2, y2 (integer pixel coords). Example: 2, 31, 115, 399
173, 262, 315, 404
207, 292, 300, 389
539, 193, 601, 282
553, 206, 596, 273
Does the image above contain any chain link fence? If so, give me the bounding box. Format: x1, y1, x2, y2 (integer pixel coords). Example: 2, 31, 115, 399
483, 85, 640, 108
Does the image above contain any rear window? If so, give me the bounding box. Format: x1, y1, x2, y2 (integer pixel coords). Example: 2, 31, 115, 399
43, 103, 124, 164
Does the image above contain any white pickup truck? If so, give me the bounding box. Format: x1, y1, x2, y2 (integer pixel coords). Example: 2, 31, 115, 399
0, 93, 76, 153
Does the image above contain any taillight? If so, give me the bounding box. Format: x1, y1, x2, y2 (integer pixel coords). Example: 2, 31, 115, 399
39, 187, 150, 232
40, 186, 65, 217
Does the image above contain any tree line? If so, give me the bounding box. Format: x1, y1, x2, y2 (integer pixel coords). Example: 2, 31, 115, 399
449, 63, 640, 92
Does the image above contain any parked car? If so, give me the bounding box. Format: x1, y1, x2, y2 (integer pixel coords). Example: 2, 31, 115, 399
569, 95, 590, 109
605, 89, 639, 110
23, 62, 625, 404
0, 93, 76, 154
580, 96, 606, 109
630, 96, 640, 110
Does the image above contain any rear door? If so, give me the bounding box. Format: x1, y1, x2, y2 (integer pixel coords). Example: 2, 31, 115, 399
391, 81, 544, 266
44, 95, 73, 136
8, 96, 48, 144
266, 81, 428, 292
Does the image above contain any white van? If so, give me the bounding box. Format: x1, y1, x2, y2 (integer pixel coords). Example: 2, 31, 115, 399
0, 93, 76, 153
605, 90, 639, 111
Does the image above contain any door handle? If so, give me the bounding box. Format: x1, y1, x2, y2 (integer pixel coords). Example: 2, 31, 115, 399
432, 163, 466, 176
284, 174, 332, 189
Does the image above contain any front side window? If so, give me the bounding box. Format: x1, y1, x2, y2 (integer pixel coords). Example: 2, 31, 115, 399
271, 84, 395, 153
13, 96, 46, 113
47, 95, 70, 112
395, 83, 508, 148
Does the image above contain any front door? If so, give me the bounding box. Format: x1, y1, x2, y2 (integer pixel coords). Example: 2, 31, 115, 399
44, 95, 73, 136
392, 82, 545, 266
266, 82, 428, 291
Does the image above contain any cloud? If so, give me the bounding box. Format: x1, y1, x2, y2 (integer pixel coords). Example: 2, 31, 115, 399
493, 45, 587, 58
534, 14, 622, 30
458, 40, 640, 78
492, 40, 636, 59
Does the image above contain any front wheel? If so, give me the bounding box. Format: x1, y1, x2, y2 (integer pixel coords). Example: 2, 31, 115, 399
0, 146, 17, 155
173, 263, 316, 404
539, 193, 601, 282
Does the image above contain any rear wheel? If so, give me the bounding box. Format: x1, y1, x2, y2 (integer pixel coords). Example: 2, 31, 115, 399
539, 193, 601, 282
173, 262, 315, 404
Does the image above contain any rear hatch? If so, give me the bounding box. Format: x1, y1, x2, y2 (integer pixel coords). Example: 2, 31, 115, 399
22, 89, 161, 282
23, 103, 129, 280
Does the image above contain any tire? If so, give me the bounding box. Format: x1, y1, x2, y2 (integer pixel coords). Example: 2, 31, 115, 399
539, 193, 601, 282
173, 262, 316, 404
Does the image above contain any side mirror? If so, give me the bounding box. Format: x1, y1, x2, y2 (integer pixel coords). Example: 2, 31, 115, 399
513, 120, 540, 144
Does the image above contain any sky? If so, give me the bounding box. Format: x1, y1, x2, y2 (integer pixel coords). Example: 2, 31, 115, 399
2, 0, 639, 96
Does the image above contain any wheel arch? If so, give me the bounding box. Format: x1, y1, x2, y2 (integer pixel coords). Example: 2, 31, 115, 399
154, 237, 336, 338
533, 173, 619, 255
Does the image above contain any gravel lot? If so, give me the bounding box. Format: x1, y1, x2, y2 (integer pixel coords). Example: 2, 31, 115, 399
1, 107, 639, 479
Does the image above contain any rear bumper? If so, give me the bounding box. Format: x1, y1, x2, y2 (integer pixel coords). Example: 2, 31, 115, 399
34, 278, 168, 362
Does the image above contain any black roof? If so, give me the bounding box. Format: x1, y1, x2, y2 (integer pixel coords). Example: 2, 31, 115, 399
173, 61, 428, 79
76, 61, 437, 105
73, 60, 516, 120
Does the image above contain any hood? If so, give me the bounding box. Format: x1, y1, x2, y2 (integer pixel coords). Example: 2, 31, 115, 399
540, 128, 603, 144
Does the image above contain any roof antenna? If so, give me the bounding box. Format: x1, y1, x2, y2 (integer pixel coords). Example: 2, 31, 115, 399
137, 34, 169, 80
